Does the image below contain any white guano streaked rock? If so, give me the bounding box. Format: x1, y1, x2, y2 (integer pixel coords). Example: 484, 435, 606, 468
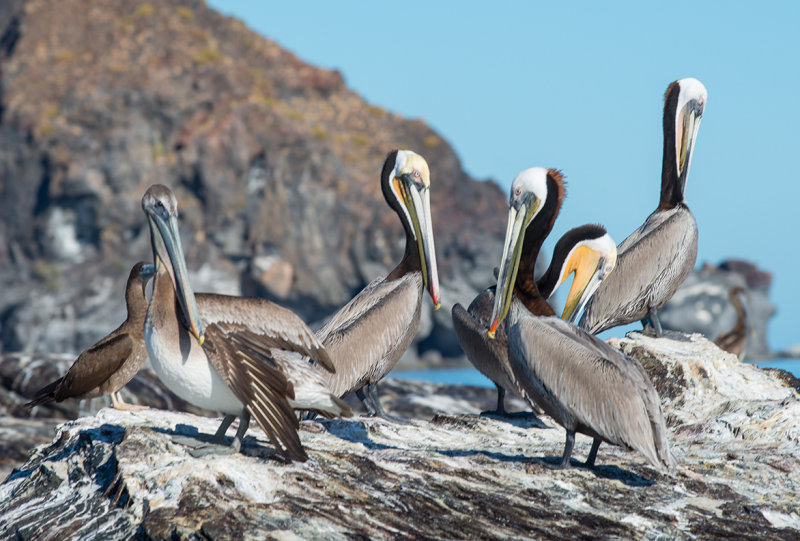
1, 332, 799, 539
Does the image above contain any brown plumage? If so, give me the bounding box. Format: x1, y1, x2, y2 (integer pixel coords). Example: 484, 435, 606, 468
25, 262, 154, 411
316, 150, 441, 421
143, 185, 341, 462
715, 286, 748, 360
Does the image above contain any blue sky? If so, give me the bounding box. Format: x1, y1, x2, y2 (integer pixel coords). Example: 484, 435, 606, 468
209, 1, 799, 353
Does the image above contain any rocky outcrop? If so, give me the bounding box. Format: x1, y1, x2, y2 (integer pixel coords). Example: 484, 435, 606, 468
0, 0, 507, 362
2, 333, 799, 539
659, 260, 776, 359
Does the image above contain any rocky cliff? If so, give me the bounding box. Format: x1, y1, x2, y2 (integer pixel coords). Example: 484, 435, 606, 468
0, 0, 507, 361
1, 333, 799, 539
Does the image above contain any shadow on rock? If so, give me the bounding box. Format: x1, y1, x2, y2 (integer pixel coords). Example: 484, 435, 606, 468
529, 456, 656, 487
151, 423, 281, 460
318, 419, 398, 451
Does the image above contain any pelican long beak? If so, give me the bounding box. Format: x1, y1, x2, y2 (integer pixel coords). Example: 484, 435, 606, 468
559, 247, 612, 323
149, 212, 205, 345
488, 193, 540, 337
395, 173, 441, 309
677, 98, 704, 194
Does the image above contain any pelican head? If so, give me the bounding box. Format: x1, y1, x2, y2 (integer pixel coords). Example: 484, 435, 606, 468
488, 167, 551, 337
132, 261, 155, 282
381, 150, 441, 309
142, 185, 205, 344
554, 227, 617, 323
668, 77, 707, 197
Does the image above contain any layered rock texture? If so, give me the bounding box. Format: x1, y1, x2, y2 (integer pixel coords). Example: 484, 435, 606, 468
2, 333, 799, 538
0, 0, 506, 362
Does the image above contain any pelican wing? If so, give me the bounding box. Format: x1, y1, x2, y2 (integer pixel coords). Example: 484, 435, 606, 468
453, 290, 540, 413
509, 313, 674, 471
579, 206, 697, 334
197, 293, 333, 372
202, 323, 307, 462
317, 273, 422, 397
26, 332, 133, 407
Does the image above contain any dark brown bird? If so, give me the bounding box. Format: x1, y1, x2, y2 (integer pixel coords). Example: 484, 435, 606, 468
715, 286, 748, 360
25, 262, 154, 411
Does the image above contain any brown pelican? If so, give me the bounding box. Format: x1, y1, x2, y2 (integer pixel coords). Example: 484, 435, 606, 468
142, 185, 344, 462
317, 150, 441, 421
715, 286, 748, 360
489, 168, 674, 472
579, 78, 707, 337
453, 222, 616, 416
25, 262, 154, 411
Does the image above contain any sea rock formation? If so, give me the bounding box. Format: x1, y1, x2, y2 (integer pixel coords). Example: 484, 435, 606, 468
659, 260, 775, 359
2, 333, 799, 539
0, 0, 507, 364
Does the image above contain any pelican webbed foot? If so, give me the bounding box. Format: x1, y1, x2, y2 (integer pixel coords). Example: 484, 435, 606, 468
356, 383, 411, 424
110, 391, 147, 412
183, 411, 250, 457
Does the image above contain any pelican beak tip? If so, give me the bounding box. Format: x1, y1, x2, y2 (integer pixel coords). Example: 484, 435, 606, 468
433, 301, 441, 311
197, 333, 205, 347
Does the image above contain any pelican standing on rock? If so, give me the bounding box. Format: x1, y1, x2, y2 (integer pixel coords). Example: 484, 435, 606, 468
453, 221, 617, 417
579, 78, 707, 336
317, 150, 441, 422
715, 286, 748, 360
142, 185, 345, 462
488, 168, 674, 472
25, 262, 154, 411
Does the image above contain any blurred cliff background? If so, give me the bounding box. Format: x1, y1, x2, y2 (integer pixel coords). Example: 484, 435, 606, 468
0, 0, 795, 365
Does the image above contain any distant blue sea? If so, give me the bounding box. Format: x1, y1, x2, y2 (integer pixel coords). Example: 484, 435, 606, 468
392, 359, 800, 388
390, 368, 494, 388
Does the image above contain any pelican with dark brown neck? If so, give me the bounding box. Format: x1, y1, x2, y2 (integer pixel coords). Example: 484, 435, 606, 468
315, 150, 441, 422
489, 167, 674, 473
579, 78, 707, 337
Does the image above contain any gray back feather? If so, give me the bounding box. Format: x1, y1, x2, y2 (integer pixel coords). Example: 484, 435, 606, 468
509, 309, 674, 472
579, 206, 697, 334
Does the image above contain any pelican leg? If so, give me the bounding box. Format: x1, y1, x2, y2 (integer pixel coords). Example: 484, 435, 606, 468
229, 409, 251, 454
212, 414, 237, 443
110, 391, 146, 412
355, 387, 378, 416
649, 306, 664, 337
187, 410, 249, 457
365, 383, 411, 425
585, 438, 601, 468
546, 429, 576, 469
480, 385, 507, 416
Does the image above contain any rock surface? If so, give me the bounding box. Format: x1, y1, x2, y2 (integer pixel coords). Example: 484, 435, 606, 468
2, 333, 799, 539
0, 0, 507, 365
